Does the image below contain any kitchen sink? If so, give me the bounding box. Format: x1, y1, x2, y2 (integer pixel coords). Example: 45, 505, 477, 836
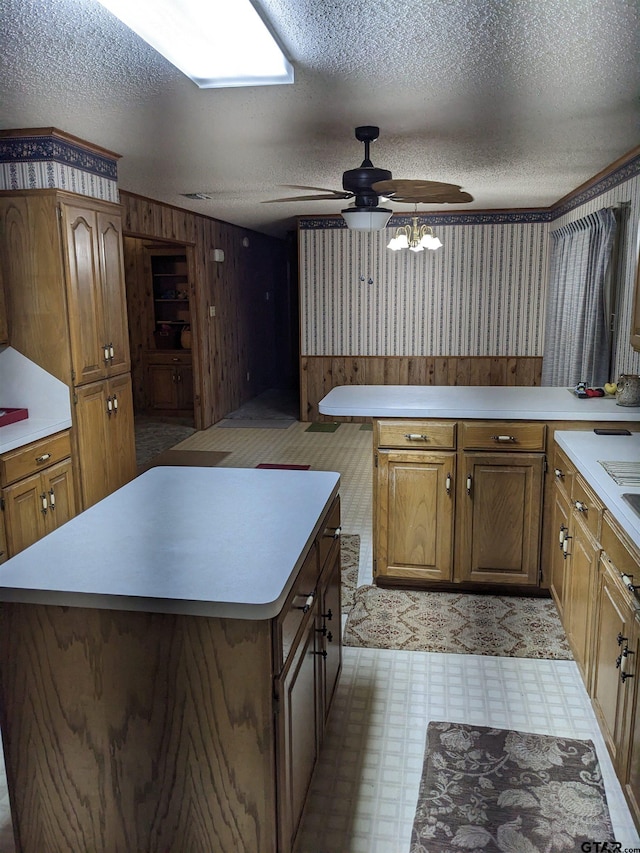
622, 493, 640, 518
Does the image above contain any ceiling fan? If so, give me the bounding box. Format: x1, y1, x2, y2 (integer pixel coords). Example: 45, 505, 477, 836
263, 126, 474, 219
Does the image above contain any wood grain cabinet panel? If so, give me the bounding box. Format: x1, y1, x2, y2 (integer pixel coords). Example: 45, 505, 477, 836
376, 449, 456, 582
549, 482, 572, 616
0, 264, 7, 345
457, 452, 544, 586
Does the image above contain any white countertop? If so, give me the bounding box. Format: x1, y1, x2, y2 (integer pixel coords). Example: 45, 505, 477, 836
319, 385, 640, 421
554, 430, 640, 547
0, 467, 340, 620
0, 347, 72, 453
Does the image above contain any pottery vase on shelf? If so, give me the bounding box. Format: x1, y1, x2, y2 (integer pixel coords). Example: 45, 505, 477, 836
180, 325, 192, 350
615, 374, 640, 406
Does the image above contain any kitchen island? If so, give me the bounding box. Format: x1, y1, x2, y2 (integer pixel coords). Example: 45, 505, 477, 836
0, 466, 342, 853
319, 385, 640, 590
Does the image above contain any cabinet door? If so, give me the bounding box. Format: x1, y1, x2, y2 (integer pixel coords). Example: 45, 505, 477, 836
176, 365, 194, 411
318, 543, 342, 728
621, 613, 640, 828
107, 373, 137, 492
275, 607, 320, 853
458, 452, 544, 586
549, 484, 572, 615
376, 449, 455, 582
42, 459, 76, 534
97, 210, 130, 377
61, 204, 107, 385
591, 556, 635, 769
564, 514, 599, 685
0, 263, 8, 345
2, 472, 47, 555
148, 364, 178, 410
74, 380, 112, 508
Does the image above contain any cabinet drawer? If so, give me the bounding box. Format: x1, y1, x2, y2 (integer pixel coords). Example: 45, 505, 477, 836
317, 497, 341, 571
274, 545, 319, 673
145, 351, 192, 366
601, 512, 640, 579
461, 421, 546, 451
552, 445, 575, 499
376, 420, 456, 450
0, 431, 72, 486
571, 474, 603, 540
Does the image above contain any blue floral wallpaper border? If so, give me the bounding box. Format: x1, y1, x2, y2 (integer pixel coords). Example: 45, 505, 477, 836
0, 135, 118, 180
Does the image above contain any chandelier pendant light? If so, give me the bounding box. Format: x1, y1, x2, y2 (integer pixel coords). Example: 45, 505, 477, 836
387, 215, 443, 252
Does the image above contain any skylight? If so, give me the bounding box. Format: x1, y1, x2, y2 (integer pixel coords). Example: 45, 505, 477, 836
95, 0, 294, 88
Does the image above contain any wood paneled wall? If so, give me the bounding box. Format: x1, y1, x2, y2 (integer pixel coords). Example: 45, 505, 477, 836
120, 192, 286, 428
301, 355, 543, 421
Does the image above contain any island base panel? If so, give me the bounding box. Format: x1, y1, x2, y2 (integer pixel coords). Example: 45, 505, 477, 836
0, 603, 277, 853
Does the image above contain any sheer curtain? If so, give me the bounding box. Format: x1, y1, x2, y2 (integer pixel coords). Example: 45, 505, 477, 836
541, 208, 617, 387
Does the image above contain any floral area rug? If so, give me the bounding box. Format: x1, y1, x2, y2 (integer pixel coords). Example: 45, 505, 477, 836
340, 534, 360, 612
411, 721, 614, 852
343, 586, 573, 659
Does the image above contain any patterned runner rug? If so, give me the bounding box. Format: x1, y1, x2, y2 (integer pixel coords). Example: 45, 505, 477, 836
411, 722, 614, 852
340, 534, 360, 612
343, 585, 573, 659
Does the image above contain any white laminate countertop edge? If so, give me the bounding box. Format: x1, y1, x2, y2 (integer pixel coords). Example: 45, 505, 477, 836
554, 431, 640, 547
0, 416, 73, 454
318, 385, 640, 421
0, 467, 341, 620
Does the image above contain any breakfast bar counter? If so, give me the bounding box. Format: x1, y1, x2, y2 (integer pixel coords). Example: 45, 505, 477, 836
0, 466, 342, 853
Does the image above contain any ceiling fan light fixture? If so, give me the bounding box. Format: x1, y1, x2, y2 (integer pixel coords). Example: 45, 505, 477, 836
341, 207, 393, 231
387, 216, 442, 253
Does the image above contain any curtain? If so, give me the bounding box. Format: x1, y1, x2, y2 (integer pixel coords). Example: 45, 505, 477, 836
541, 208, 617, 387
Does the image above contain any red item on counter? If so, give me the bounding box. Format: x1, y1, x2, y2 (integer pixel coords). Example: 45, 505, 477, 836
0, 408, 28, 427
585, 388, 605, 397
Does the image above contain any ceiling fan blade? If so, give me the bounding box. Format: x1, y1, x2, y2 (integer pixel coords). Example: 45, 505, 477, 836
372, 179, 473, 204
280, 184, 352, 196
262, 193, 352, 203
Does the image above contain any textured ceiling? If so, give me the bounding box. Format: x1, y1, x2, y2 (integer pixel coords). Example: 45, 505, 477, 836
1, 0, 639, 236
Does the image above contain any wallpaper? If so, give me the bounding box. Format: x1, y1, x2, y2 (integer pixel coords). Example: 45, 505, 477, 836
299, 155, 640, 378
300, 219, 548, 358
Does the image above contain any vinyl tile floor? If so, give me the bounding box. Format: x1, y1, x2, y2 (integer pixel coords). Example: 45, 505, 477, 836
0, 414, 638, 851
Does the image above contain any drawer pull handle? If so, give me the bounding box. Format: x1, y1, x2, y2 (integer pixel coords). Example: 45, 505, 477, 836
35, 453, 51, 464
103, 345, 110, 363
40, 492, 48, 514
314, 649, 328, 659
466, 474, 472, 496
574, 500, 587, 513
404, 433, 428, 441
562, 535, 571, 559
492, 435, 516, 442
558, 525, 567, 548
294, 593, 314, 613
49, 488, 55, 510
617, 632, 628, 647
321, 609, 333, 621
106, 396, 113, 415
323, 526, 341, 539
109, 343, 114, 360
554, 468, 564, 479
620, 648, 634, 682
621, 573, 638, 592
112, 394, 118, 412
445, 473, 452, 495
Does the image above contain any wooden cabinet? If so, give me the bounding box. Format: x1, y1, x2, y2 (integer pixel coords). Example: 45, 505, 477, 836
148, 250, 192, 351
74, 374, 137, 509
275, 497, 342, 852
376, 449, 456, 582
374, 419, 544, 588
61, 201, 131, 384
0, 190, 136, 511
147, 353, 194, 413
562, 473, 603, 685
0, 264, 7, 345
0, 431, 76, 557
0, 513, 6, 564
549, 446, 575, 616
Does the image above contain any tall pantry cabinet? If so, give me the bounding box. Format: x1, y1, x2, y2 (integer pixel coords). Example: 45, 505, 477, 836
0, 190, 137, 510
